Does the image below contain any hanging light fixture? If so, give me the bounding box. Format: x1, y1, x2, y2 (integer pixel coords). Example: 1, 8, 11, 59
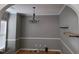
29, 7, 39, 23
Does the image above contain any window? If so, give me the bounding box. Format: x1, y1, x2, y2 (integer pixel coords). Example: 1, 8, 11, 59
0, 20, 7, 49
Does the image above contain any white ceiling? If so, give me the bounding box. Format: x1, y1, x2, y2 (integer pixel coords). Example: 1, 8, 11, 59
7, 4, 65, 15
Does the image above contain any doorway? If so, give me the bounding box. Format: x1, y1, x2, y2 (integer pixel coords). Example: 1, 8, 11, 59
0, 20, 7, 52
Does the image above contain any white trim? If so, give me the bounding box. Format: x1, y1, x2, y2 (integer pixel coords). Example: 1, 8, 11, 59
57, 5, 66, 15
60, 39, 74, 54
18, 37, 61, 40
7, 39, 16, 41
24, 13, 61, 16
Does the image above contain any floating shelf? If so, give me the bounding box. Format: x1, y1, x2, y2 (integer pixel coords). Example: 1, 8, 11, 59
69, 34, 79, 37
59, 27, 69, 29
64, 32, 79, 37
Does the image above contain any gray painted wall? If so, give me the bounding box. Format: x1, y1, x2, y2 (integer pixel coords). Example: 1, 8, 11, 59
7, 7, 79, 54
21, 15, 60, 38
15, 15, 61, 51
16, 13, 22, 39
59, 6, 79, 53
8, 13, 17, 40
7, 13, 23, 51
7, 13, 17, 51
19, 39, 61, 50
16, 14, 23, 50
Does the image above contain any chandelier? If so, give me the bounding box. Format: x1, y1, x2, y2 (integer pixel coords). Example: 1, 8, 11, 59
29, 7, 39, 23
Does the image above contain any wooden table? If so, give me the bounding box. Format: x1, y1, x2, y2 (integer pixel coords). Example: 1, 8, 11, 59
16, 50, 61, 54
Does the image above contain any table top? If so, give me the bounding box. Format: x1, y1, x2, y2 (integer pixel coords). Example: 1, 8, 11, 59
16, 49, 61, 54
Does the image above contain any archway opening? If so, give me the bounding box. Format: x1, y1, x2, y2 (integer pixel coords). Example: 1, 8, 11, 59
0, 4, 79, 54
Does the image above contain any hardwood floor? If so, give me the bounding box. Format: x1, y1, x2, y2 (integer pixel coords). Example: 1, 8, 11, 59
16, 50, 62, 54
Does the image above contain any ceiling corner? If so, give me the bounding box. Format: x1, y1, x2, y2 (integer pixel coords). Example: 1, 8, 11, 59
57, 5, 66, 15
